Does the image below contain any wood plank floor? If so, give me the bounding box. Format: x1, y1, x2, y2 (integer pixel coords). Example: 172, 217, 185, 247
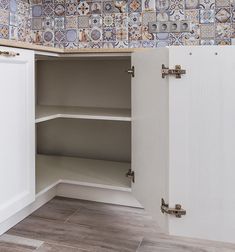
0, 197, 234, 252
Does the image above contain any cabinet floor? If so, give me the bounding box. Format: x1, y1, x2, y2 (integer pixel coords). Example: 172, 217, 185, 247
0, 197, 234, 252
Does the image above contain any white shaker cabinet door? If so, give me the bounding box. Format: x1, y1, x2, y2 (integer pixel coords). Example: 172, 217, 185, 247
131, 48, 169, 232
0, 47, 35, 226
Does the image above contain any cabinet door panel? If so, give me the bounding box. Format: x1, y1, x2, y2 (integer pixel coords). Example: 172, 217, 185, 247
0, 47, 35, 224
131, 48, 169, 232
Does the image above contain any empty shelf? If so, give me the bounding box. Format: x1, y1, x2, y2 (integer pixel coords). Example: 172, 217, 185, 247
36, 154, 131, 194
36, 105, 131, 123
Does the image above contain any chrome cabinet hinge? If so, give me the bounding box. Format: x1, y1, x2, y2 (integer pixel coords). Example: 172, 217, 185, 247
161, 64, 186, 79
126, 169, 135, 183
126, 66, 135, 78
161, 198, 186, 218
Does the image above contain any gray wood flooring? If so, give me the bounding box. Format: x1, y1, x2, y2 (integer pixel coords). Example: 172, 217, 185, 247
0, 197, 234, 252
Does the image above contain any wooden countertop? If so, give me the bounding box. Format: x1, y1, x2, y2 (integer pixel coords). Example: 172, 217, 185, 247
0, 39, 143, 54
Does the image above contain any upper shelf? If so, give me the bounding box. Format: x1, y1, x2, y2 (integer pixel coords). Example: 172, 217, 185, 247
36, 105, 131, 123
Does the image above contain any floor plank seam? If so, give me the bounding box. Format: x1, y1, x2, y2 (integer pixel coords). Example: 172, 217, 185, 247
64, 208, 81, 224
135, 237, 144, 252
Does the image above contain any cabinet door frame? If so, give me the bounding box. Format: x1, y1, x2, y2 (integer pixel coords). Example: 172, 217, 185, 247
0, 47, 35, 226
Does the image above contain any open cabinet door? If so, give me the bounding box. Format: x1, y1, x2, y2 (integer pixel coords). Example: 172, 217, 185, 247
131, 48, 169, 232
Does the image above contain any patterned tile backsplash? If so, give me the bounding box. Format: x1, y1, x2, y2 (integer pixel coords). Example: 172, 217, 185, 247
0, 0, 235, 48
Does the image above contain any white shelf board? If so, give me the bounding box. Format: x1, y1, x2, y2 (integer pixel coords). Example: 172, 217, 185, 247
36, 105, 131, 123
36, 154, 131, 194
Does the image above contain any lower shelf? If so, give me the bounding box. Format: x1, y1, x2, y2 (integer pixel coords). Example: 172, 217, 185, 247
36, 154, 131, 194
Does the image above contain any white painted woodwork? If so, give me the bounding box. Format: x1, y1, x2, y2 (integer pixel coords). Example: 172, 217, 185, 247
131, 48, 169, 233
36, 155, 131, 194
0, 47, 35, 224
36, 105, 131, 123
168, 46, 235, 244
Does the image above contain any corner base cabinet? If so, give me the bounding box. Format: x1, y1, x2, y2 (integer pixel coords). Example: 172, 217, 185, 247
0, 45, 235, 244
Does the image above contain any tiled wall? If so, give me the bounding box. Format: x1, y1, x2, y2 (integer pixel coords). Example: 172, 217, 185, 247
0, 0, 235, 48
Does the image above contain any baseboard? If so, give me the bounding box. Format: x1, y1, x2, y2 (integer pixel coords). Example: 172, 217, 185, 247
0, 182, 141, 236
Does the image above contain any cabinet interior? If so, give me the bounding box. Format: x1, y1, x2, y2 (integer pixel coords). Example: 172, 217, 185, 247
35, 55, 132, 194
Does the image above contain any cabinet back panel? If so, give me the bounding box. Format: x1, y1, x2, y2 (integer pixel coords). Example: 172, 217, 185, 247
37, 59, 131, 109
37, 119, 131, 162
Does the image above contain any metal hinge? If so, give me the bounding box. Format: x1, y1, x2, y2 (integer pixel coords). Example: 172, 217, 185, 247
126, 169, 135, 183
126, 66, 135, 78
161, 198, 186, 218
161, 64, 186, 79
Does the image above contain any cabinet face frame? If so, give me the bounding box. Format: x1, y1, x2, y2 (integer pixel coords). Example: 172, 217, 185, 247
0, 47, 35, 225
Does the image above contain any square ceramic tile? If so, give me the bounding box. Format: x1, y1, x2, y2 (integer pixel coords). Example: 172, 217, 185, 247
65, 16, 77, 28
9, 13, 18, 26
78, 28, 90, 42
169, 9, 185, 20
185, 0, 199, 9
0, 9, 9, 25
200, 23, 215, 38
0, 24, 9, 38
142, 11, 156, 25
185, 9, 199, 22
128, 24, 142, 40
200, 9, 215, 23
43, 17, 54, 28
114, 40, 129, 47
90, 14, 102, 27
129, 12, 142, 25
215, 0, 230, 7
43, 29, 54, 44
32, 17, 43, 30
54, 17, 65, 29
103, 1, 115, 13
66, 2, 77, 15
65, 29, 77, 42
156, 0, 170, 11
215, 7, 231, 22
115, 13, 128, 27
199, 0, 215, 9
54, 3, 65, 16
156, 11, 169, 21
0, 0, 9, 10
103, 27, 116, 41
103, 14, 115, 27
142, 0, 155, 11
116, 27, 128, 40
129, 0, 142, 12
32, 5, 43, 17
216, 22, 231, 38
142, 25, 154, 39
43, 3, 54, 16
90, 1, 102, 14
78, 15, 89, 28
114, 0, 128, 13
90, 27, 102, 41
169, 32, 184, 45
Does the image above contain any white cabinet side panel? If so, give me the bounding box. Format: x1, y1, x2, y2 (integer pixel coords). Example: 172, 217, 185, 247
0, 47, 35, 224
169, 46, 235, 243
132, 48, 169, 232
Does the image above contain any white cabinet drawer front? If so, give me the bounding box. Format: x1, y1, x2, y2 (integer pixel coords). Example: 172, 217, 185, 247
0, 47, 35, 224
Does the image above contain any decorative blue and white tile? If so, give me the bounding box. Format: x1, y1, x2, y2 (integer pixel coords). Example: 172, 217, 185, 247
32, 17, 43, 30
142, 0, 155, 11
156, 0, 169, 11
66, 2, 77, 15
156, 39, 169, 46
200, 9, 215, 23
54, 29, 65, 43
9, 25, 18, 40
42, 3, 54, 16
89, 41, 102, 47
103, 41, 115, 47
54, 3, 65, 16
183, 23, 200, 44
0, 0, 9, 10
103, 14, 115, 27
141, 40, 156, 47
185, 9, 199, 22
129, 40, 142, 47
128, 24, 142, 40
156, 31, 169, 39
78, 15, 90, 28
200, 23, 215, 37
215, 7, 231, 22
65, 28, 77, 43
18, 27, 25, 41
216, 22, 231, 38
0, 9, 9, 25
116, 27, 128, 39
103, 1, 115, 13
114, 0, 128, 12
54, 17, 65, 29
90, 14, 102, 27
43, 17, 54, 28
65, 16, 77, 28
215, 38, 231, 44
142, 11, 156, 25
185, 0, 199, 9
43, 28, 54, 45
169, 9, 185, 20
78, 28, 90, 42
32, 5, 42, 17
142, 25, 154, 39
129, 0, 142, 12
0, 24, 9, 38
115, 13, 128, 27
64, 41, 78, 48
156, 11, 169, 21
103, 27, 116, 40
215, 0, 230, 7
129, 12, 142, 25
90, 1, 102, 14
18, 1, 29, 16
114, 40, 129, 47
9, 0, 17, 13
169, 32, 184, 44
200, 38, 215, 44
90, 27, 102, 41
199, 0, 215, 9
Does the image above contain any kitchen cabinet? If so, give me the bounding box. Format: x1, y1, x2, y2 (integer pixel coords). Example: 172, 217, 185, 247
0, 45, 235, 244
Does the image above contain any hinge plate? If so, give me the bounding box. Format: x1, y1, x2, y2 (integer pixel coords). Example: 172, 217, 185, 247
162, 64, 186, 79
126, 169, 135, 183
126, 66, 135, 78
161, 198, 186, 218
